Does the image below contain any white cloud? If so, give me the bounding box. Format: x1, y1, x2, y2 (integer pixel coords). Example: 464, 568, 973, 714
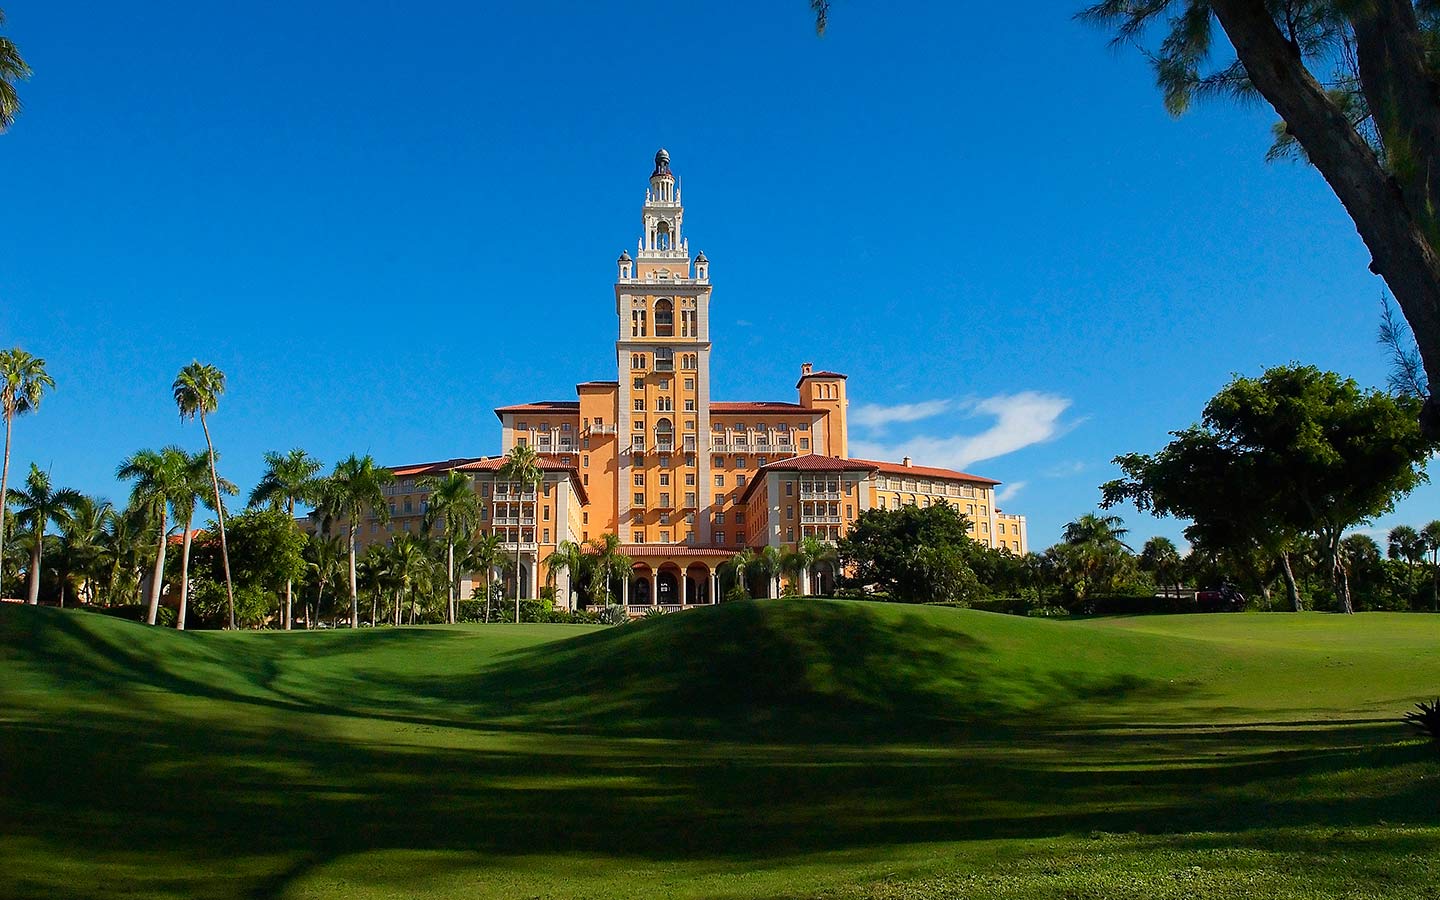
850, 392, 1074, 471
1043, 460, 1089, 478
995, 481, 1027, 504
852, 399, 951, 430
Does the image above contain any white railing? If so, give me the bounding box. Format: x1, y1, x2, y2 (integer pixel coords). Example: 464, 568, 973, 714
801, 515, 843, 525
500, 542, 539, 552
801, 491, 842, 500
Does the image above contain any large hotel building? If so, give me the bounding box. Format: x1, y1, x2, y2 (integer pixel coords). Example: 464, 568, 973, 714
356, 151, 1027, 608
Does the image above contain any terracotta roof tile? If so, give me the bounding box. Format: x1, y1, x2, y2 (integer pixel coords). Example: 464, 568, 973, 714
710, 401, 813, 414
493, 401, 581, 419
619, 545, 738, 559
852, 458, 1001, 485
795, 370, 848, 388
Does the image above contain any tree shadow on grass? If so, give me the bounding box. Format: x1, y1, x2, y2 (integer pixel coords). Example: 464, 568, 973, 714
3, 602, 1437, 899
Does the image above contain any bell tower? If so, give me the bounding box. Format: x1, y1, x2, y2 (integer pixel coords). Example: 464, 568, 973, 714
614, 149, 715, 544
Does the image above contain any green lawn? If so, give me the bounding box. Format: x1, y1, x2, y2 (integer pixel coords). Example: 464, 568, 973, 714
1, 600, 1438, 899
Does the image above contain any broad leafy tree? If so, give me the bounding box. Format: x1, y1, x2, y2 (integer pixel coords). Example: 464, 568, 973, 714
248, 448, 323, 629
8, 463, 81, 605
837, 502, 982, 603
1106, 365, 1433, 613
173, 361, 237, 627
0, 347, 53, 600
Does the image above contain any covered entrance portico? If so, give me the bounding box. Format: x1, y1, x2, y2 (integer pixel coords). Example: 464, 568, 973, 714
620, 545, 731, 617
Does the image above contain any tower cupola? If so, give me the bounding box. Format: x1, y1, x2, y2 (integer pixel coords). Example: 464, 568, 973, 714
617, 249, 633, 280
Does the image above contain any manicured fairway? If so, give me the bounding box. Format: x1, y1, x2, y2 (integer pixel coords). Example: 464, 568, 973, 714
1, 600, 1438, 899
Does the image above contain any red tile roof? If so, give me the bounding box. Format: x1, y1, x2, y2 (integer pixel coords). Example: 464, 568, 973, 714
795, 370, 848, 388
710, 401, 814, 415
619, 545, 739, 559
852, 458, 1000, 486
577, 380, 618, 388
386, 454, 589, 503
493, 401, 581, 418
756, 454, 877, 473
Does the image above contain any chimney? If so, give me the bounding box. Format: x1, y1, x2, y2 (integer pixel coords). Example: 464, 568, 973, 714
902, 456, 912, 468
801, 362, 813, 377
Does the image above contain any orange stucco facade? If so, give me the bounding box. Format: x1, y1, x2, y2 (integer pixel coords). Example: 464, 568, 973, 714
340, 151, 1026, 609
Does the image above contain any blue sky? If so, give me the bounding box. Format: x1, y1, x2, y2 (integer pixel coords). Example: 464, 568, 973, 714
2, 1, 1434, 549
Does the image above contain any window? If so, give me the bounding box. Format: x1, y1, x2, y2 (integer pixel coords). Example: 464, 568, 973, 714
715, 512, 726, 525
787, 529, 795, 542
631, 353, 646, 370
685, 472, 696, 485
736, 474, 747, 487
686, 454, 696, 468
634, 530, 645, 543
634, 493, 645, 505
655, 299, 674, 336
659, 473, 670, 486
543, 529, 550, 543
736, 455, 747, 468
785, 482, 793, 496
845, 504, 852, 517
787, 506, 794, 520
543, 506, 551, 521
684, 378, 695, 390
735, 511, 746, 525
715, 475, 725, 486
634, 472, 645, 486
713, 492, 723, 505
634, 399, 644, 411
660, 530, 670, 543
757, 456, 767, 467
660, 455, 670, 467
716, 532, 726, 545
633, 377, 644, 389
684, 399, 695, 411
583, 512, 589, 524
800, 438, 810, 450
583, 474, 589, 485
659, 378, 670, 390
517, 423, 527, 433
713, 455, 724, 467
582, 455, 589, 467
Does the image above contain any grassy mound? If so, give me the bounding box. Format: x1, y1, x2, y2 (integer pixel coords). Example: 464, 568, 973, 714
2, 601, 1438, 899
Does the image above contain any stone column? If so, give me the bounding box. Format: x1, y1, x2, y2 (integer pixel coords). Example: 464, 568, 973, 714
709, 570, 718, 604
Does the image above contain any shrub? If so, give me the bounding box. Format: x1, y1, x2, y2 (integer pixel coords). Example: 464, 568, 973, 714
598, 604, 629, 626
724, 585, 749, 603
641, 605, 669, 619
1404, 698, 1440, 750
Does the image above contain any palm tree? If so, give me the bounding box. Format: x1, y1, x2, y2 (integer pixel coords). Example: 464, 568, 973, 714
389, 532, 431, 625
317, 454, 395, 628
497, 444, 543, 623
419, 469, 480, 624
173, 361, 237, 628
54, 495, 113, 607
303, 532, 346, 628
1063, 513, 1133, 552
1424, 521, 1440, 613
248, 448, 323, 630
8, 464, 83, 605
461, 531, 509, 622
118, 447, 192, 625
782, 535, 836, 596
544, 539, 589, 610
175, 451, 235, 630
728, 547, 760, 599
0, 347, 53, 600
97, 502, 148, 607
585, 533, 632, 608
1139, 536, 1183, 598
0, 9, 30, 131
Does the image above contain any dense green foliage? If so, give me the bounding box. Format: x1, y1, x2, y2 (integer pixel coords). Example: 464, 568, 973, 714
837, 502, 985, 602
3, 600, 1439, 898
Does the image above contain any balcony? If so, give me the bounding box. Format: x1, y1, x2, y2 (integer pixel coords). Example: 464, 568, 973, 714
655, 440, 674, 454
801, 515, 843, 525
654, 360, 674, 372
500, 542, 539, 553
800, 490, 843, 501
492, 490, 536, 501
583, 423, 618, 437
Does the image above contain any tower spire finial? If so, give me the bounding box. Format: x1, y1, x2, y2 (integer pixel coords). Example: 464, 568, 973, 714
653, 148, 671, 176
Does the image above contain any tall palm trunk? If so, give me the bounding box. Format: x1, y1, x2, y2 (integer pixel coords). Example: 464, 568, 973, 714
0, 413, 11, 600
146, 511, 168, 625
1279, 552, 1303, 612
514, 527, 522, 624
199, 414, 236, 629
25, 521, 42, 605
176, 519, 194, 630
447, 539, 455, 624
348, 524, 359, 628
284, 498, 296, 630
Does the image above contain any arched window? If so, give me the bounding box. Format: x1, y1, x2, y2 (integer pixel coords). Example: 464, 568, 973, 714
655, 298, 674, 336
655, 417, 674, 452
656, 221, 671, 250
